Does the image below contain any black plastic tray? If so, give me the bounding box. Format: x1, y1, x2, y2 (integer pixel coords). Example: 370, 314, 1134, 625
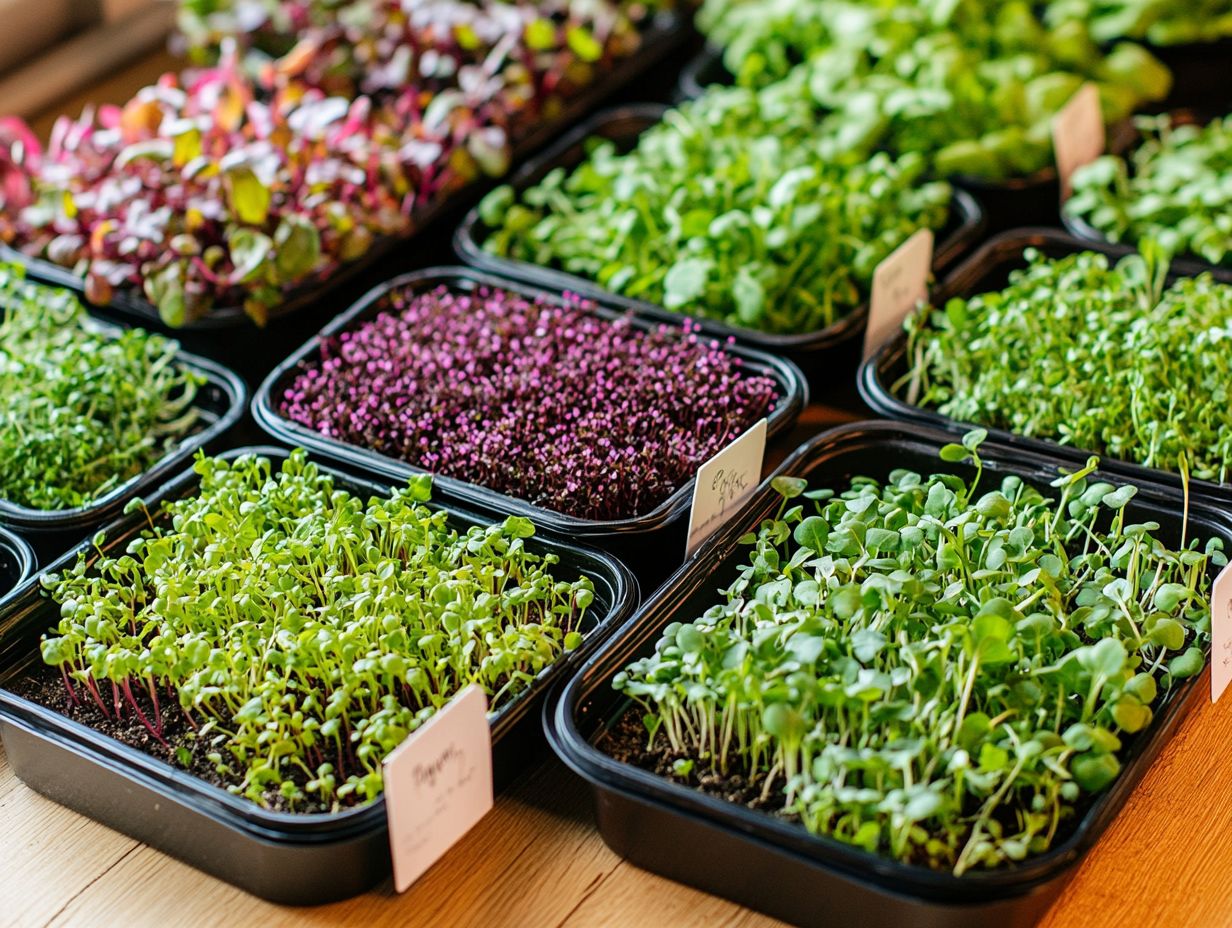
0, 526, 34, 610
252, 266, 808, 586
859, 227, 1232, 507
673, 45, 1138, 233
1, 11, 690, 333
544, 420, 1224, 928
0, 445, 637, 904
453, 104, 986, 386
0, 310, 247, 546
1062, 109, 1232, 284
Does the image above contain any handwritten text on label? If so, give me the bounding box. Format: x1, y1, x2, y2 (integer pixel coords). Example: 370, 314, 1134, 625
686, 418, 767, 557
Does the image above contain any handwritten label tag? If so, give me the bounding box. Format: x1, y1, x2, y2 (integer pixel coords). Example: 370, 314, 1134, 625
863, 227, 934, 362
384, 684, 493, 891
686, 418, 767, 557
1053, 82, 1104, 200
1212, 565, 1232, 703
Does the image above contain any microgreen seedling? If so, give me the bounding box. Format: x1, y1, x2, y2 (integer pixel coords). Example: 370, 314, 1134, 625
278, 283, 777, 520
0, 261, 201, 509
614, 432, 1219, 873
39, 449, 596, 812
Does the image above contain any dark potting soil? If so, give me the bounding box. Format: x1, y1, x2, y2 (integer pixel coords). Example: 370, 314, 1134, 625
10, 661, 336, 815
600, 709, 799, 819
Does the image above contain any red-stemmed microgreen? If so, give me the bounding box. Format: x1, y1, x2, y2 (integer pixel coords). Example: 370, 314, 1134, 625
38, 449, 596, 811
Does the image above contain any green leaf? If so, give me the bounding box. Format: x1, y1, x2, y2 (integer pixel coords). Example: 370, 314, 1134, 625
273, 215, 322, 281
565, 26, 603, 62
143, 262, 187, 327
228, 228, 273, 284
1168, 646, 1205, 679
793, 516, 829, 553
502, 515, 536, 539
663, 259, 711, 309
772, 476, 808, 499
1148, 618, 1186, 650
762, 702, 806, 742
1071, 751, 1122, 793
1110, 697, 1152, 733
1079, 637, 1127, 679
524, 19, 556, 50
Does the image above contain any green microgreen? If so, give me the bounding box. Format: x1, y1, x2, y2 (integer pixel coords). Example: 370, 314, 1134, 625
899, 246, 1232, 485
0, 261, 202, 510
614, 432, 1219, 873
478, 86, 951, 335
695, 0, 1171, 181
1067, 114, 1232, 269
38, 449, 596, 812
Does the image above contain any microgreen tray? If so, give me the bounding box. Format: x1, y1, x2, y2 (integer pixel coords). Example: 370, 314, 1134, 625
252, 265, 808, 585
858, 227, 1232, 507
672, 46, 1153, 234
1061, 109, 1232, 284
544, 420, 1225, 928
0, 10, 689, 333
452, 104, 985, 387
0, 313, 246, 545
0, 446, 637, 904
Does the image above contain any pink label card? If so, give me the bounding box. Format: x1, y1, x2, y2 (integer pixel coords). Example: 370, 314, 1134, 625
1053, 82, 1105, 200
686, 418, 767, 557
863, 228, 934, 362
384, 684, 494, 892
1212, 565, 1232, 703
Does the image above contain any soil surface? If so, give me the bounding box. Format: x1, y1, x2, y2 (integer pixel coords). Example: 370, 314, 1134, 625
11, 663, 332, 814
600, 710, 799, 820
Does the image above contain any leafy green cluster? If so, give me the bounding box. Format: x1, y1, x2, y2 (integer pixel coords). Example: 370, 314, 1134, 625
1045, 0, 1232, 45
900, 247, 1232, 485
39, 450, 596, 811
479, 87, 951, 335
616, 435, 1218, 873
0, 262, 201, 510
695, 0, 1171, 180
1067, 115, 1232, 268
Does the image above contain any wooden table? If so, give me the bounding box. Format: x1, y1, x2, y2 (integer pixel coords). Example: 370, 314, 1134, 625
5, 42, 1232, 928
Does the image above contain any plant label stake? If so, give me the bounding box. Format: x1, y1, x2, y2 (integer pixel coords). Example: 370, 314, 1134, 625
384, 684, 494, 891
1212, 565, 1232, 702
1053, 83, 1104, 200
686, 418, 767, 557
864, 227, 933, 362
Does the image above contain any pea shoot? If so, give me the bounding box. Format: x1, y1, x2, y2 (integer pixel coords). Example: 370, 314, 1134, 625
38, 450, 596, 812
615, 433, 1218, 873
0, 262, 201, 510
